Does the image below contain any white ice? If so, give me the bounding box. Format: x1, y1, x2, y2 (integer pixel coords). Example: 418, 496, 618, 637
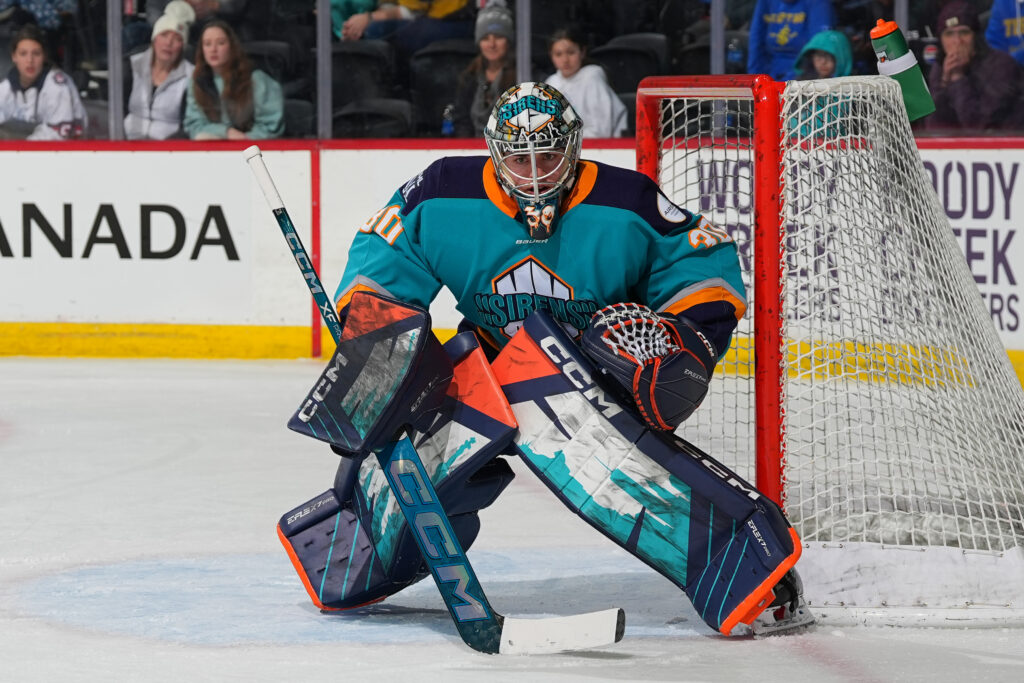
2, 358, 1023, 682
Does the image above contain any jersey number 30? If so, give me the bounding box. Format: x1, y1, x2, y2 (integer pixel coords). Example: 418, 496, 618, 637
361, 204, 405, 245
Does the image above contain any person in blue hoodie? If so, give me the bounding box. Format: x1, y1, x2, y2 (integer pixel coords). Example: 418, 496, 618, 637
986, 0, 1024, 66
747, 0, 836, 80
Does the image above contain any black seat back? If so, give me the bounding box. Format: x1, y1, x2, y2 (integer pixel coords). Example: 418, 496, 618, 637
409, 39, 478, 136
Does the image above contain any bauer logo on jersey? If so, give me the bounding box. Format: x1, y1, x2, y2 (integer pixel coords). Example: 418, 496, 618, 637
657, 192, 693, 223
475, 256, 597, 339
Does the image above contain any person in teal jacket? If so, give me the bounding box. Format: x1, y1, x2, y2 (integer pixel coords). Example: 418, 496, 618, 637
793, 28, 853, 79
788, 30, 853, 140
184, 20, 283, 140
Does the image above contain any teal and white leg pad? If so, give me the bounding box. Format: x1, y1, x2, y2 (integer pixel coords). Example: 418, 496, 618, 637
491, 311, 803, 636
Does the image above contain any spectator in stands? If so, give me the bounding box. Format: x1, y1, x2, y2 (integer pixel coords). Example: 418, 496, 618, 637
747, 0, 836, 80
0, 23, 86, 139
926, 1, 1024, 133
793, 29, 852, 79
0, 0, 78, 72
986, 0, 1024, 66
184, 19, 283, 139
833, 1, 955, 76
545, 26, 627, 138
125, 2, 196, 139
340, 1, 475, 70
143, 0, 274, 43
331, 0, 376, 40
453, 0, 514, 137
788, 30, 853, 139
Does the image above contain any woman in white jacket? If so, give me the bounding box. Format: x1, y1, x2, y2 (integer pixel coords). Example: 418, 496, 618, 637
545, 27, 627, 139
0, 24, 87, 140
124, 3, 196, 140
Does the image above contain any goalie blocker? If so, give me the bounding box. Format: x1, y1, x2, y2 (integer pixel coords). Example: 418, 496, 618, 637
277, 294, 518, 612
491, 311, 804, 636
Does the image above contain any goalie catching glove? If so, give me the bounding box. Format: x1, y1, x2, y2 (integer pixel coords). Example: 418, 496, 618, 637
581, 303, 717, 431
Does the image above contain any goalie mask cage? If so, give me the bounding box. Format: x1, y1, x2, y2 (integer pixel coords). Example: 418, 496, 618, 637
636, 75, 1024, 624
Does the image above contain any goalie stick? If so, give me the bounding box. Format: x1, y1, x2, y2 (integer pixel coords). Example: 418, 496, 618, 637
243, 145, 625, 655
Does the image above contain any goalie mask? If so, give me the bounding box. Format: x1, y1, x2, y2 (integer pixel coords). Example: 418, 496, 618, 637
484, 82, 583, 240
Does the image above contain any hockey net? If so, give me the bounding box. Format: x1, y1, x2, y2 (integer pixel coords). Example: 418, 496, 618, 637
636, 75, 1024, 623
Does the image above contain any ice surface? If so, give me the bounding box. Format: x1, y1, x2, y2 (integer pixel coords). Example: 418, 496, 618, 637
1, 358, 1023, 682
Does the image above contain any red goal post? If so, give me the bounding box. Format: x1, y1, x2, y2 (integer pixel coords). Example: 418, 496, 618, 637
636, 75, 786, 504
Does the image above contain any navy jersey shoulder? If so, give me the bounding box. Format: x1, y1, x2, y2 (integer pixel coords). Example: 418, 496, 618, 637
398, 155, 490, 214
580, 160, 697, 236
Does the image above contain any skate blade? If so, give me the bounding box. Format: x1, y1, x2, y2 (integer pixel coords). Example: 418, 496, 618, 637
748, 603, 817, 638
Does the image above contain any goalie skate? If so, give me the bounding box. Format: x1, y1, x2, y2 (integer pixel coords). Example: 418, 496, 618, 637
748, 570, 816, 637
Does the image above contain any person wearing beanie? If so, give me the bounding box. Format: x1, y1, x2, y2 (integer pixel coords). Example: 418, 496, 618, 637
453, 0, 516, 136
124, 3, 196, 139
474, 0, 513, 44
926, 0, 1024, 132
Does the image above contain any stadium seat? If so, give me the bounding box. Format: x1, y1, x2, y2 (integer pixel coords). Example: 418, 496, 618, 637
332, 98, 413, 138
284, 98, 315, 138
589, 32, 668, 95
409, 38, 478, 136
244, 40, 309, 98
331, 40, 395, 110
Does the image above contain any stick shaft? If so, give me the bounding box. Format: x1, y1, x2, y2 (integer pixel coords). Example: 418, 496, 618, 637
243, 145, 504, 653
244, 146, 343, 343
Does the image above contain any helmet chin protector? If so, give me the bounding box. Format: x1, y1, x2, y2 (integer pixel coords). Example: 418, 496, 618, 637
484, 82, 584, 239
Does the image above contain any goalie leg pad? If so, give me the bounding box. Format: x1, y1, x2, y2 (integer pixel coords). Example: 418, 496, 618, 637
492, 310, 802, 635
277, 456, 514, 611
279, 329, 519, 610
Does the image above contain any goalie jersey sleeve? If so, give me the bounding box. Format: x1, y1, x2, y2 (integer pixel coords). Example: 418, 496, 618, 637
335, 156, 747, 355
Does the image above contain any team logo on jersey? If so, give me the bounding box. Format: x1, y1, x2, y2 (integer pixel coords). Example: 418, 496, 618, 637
475, 256, 597, 339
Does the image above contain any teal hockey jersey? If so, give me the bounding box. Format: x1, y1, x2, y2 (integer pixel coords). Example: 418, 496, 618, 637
335, 156, 747, 354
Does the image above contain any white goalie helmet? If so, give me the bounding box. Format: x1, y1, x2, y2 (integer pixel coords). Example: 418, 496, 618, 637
484, 81, 583, 239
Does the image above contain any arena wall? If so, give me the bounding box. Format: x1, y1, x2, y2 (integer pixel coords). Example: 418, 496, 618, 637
0, 138, 1020, 383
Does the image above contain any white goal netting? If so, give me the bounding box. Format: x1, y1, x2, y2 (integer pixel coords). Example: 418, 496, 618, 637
646, 76, 1024, 619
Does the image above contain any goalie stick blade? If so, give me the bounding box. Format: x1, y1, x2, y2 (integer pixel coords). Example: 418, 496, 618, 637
498, 607, 626, 655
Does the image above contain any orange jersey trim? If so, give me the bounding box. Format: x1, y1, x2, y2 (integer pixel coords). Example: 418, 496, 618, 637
482, 159, 599, 218
664, 286, 748, 322
482, 160, 520, 218
335, 283, 378, 316
562, 161, 599, 212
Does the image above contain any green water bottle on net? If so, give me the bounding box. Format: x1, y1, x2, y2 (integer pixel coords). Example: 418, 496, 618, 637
870, 19, 935, 121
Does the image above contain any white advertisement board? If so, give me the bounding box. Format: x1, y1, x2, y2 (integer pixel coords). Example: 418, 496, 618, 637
919, 148, 1023, 346
0, 149, 312, 326
0, 143, 1019, 357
